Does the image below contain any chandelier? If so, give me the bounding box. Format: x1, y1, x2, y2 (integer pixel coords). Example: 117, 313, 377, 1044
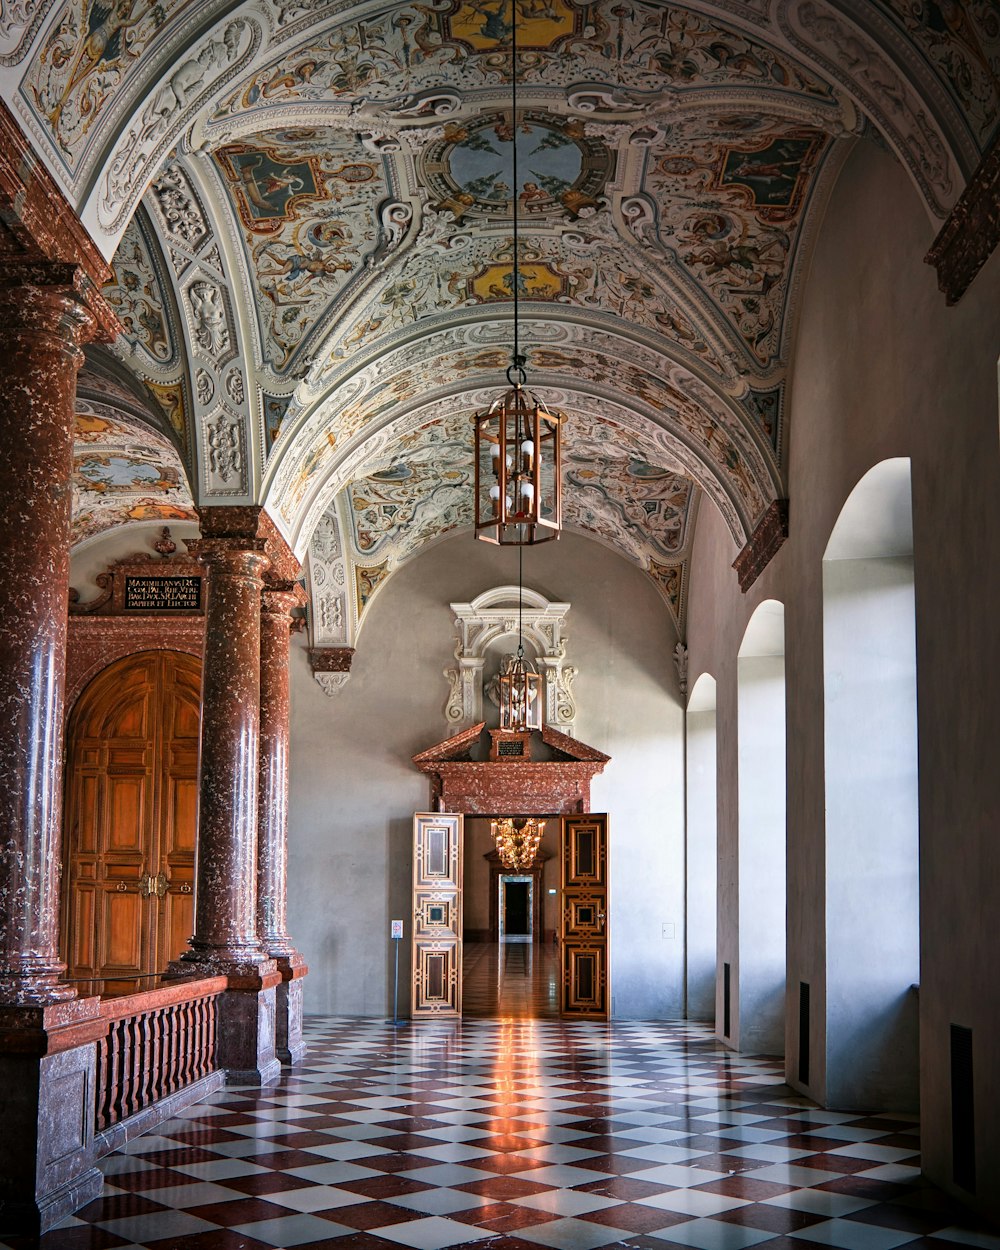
473, 0, 566, 547
491, 817, 545, 871
499, 547, 542, 732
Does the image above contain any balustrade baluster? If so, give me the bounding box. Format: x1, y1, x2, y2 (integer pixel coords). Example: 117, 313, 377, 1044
91, 982, 224, 1136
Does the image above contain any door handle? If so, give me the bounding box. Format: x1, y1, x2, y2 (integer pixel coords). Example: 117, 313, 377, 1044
138, 872, 168, 898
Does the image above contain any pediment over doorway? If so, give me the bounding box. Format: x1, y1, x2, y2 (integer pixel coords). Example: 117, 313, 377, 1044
412, 723, 609, 816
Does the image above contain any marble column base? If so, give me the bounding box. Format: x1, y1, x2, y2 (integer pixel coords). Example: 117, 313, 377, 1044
0, 999, 106, 1234
166, 957, 282, 1086
274, 954, 308, 1066
219, 981, 281, 1086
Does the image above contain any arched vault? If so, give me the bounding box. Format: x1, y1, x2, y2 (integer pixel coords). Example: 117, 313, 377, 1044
3, 0, 995, 632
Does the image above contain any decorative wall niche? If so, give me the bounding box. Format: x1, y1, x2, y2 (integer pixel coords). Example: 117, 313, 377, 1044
444, 586, 577, 735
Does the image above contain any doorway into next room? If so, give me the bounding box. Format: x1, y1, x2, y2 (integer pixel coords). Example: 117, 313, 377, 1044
462, 814, 560, 1018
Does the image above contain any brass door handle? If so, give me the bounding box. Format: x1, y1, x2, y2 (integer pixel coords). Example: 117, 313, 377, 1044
139, 872, 168, 898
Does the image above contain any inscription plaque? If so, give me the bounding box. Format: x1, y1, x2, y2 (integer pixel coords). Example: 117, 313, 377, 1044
124, 575, 201, 612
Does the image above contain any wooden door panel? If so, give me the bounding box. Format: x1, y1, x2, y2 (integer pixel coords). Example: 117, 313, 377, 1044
101, 889, 146, 970
164, 776, 197, 856
63, 651, 203, 983
412, 812, 463, 1018
163, 890, 194, 964
561, 815, 609, 1020
106, 776, 148, 852
71, 887, 95, 970
103, 691, 151, 739
76, 774, 100, 853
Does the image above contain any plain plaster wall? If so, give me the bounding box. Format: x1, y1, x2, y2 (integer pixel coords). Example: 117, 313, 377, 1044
684, 133, 1000, 1221
287, 530, 684, 1023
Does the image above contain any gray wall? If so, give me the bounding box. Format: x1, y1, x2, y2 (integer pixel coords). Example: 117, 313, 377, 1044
287, 530, 684, 1022
685, 135, 1000, 1221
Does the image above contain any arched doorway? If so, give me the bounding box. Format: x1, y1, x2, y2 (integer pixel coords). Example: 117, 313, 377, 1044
61, 650, 202, 991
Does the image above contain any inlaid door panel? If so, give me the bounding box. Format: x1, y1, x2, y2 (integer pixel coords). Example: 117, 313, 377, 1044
412, 812, 463, 1017
63, 651, 202, 989
561, 814, 609, 1019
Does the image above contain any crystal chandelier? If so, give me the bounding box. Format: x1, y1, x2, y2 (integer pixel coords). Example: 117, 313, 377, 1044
491, 817, 545, 871
473, 0, 566, 547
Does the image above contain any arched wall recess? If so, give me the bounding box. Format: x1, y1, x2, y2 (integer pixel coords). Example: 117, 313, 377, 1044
444, 586, 576, 735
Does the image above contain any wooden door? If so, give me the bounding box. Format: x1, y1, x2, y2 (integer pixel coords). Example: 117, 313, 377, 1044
561, 814, 609, 1018
412, 812, 463, 1017
62, 651, 201, 991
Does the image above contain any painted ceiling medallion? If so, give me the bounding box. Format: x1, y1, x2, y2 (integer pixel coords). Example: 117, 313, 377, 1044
423, 111, 612, 222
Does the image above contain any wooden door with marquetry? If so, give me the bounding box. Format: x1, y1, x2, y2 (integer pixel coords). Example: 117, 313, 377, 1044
62, 651, 201, 991
411, 812, 463, 1017
561, 814, 609, 1019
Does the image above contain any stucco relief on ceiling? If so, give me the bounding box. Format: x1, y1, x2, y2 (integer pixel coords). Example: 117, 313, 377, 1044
874, 0, 1000, 147
8, 0, 991, 633
264, 319, 772, 549
101, 209, 178, 371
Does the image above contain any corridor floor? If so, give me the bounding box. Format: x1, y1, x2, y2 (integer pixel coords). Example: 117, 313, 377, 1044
5, 1012, 998, 1250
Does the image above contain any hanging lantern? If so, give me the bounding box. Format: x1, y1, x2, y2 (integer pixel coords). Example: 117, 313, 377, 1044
498, 650, 542, 732
491, 816, 545, 871
474, 359, 566, 546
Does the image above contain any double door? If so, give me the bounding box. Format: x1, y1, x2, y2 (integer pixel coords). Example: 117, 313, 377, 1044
62, 651, 201, 992
411, 811, 608, 1018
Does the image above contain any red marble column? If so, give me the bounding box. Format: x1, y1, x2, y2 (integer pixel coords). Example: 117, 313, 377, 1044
259, 584, 308, 1065
170, 509, 281, 1085
0, 269, 103, 1005
0, 256, 118, 1233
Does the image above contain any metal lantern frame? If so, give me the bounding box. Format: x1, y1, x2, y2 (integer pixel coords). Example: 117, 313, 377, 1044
498, 650, 543, 732
474, 359, 565, 546
471, 4, 567, 548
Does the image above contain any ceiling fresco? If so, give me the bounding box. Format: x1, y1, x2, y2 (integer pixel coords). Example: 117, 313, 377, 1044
72, 402, 197, 547
211, 128, 389, 370
2, 0, 996, 650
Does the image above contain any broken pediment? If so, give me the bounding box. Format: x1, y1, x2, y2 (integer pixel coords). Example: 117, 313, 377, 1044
411, 724, 610, 816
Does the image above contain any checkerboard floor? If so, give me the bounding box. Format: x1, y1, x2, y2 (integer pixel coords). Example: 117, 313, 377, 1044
4, 1006, 998, 1249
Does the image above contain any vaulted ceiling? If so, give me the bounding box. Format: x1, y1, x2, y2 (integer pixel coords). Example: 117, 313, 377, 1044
3, 0, 997, 641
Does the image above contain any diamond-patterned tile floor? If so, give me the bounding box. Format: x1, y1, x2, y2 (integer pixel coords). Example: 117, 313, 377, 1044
3, 1012, 997, 1249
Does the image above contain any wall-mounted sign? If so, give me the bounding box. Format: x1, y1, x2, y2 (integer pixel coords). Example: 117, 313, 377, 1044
124, 575, 201, 612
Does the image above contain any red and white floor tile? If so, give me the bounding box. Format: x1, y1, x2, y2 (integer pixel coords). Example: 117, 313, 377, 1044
3, 952, 997, 1250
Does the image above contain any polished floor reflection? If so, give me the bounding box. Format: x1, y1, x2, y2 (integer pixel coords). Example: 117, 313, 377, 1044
5, 1014, 998, 1250
464, 940, 560, 1019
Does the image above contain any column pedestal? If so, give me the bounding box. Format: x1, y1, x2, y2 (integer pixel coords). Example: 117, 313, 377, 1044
0, 1001, 107, 1234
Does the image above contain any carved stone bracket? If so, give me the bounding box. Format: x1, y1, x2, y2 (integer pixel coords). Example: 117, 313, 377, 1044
673, 642, 689, 697
309, 646, 354, 697
444, 586, 577, 735
926, 134, 1000, 306
733, 499, 789, 592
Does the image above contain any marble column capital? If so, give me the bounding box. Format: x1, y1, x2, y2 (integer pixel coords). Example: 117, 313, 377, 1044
0, 262, 117, 359
194, 505, 301, 586
262, 583, 308, 619
187, 539, 270, 582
